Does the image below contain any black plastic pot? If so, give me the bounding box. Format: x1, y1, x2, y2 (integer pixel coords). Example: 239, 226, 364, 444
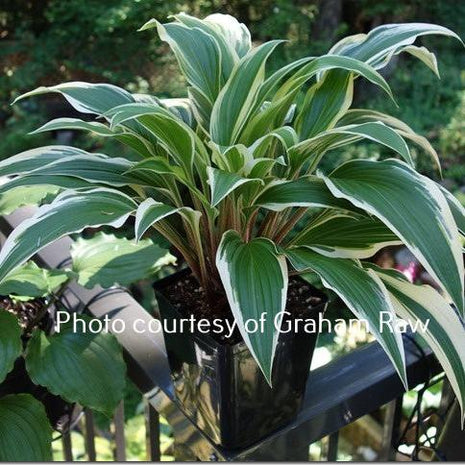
154, 269, 328, 449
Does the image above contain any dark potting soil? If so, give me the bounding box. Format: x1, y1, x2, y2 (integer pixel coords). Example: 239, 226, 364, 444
0, 296, 48, 335
164, 273, 324, 345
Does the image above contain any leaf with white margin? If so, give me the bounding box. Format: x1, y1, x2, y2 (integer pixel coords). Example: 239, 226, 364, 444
216, 230, 288, 384
210, 40, 283, 145
293, 215, 401, 258
0, 188, 136, 282
286, 247, 407, 387
321, 159, 464, 314
371, 264, 465, 419
337, 109, 440, 172
0, 394, 52, 461
207, 167, 263, 206
438, 185, 465, 236
13, 82, 134, 115
289, 121, 412, 172
135, 198, 182, 241
0, 145, 88, 177
0, 310, 22, 383
254, 176, 358, 212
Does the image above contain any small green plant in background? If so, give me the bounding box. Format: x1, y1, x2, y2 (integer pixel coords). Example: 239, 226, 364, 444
1, 13, 465, 424
0, 234, 174, 461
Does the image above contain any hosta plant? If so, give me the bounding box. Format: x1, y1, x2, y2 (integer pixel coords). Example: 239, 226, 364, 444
1, 14, 465, 417
0, 234, 173, 461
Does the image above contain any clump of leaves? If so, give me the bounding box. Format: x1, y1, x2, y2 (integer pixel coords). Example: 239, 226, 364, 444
1, 15, 465, 420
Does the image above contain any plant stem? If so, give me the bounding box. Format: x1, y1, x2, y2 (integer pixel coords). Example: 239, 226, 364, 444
274, 208, 307, 244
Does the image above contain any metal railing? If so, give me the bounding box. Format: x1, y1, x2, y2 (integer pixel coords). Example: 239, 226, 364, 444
0, 208, 452, 461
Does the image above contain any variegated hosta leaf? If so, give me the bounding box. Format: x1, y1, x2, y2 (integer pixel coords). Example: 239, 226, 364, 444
249, 126, 299, 159
0, 188, 136, 282
329, 23, 461, 70
173, 13, 239, 80
337, 109, 440, 171
0, 145, 87, 177
371, 265, 465, 418
247, 55, 393, 142
204, 13, 251, 59
135, 198, 182, 241
0, 310, 22, 383
207, 167, 262, 206
141, 19, 221, 104
286, 248, 407, 387
14, 154, 138, 187
289, 121, 412, 173
25, 322, 126, 416
0, 394, 53, 461
13, 82, 134, 115
70, 232, 175, 288
293, 215, 401, 258
321, 159, 464, 313
295, 69, 354, 139
438, 185, 465, 236
254, 176, 358, 212
400, 45, 440, 77
0, 262, 68, 300
106, 103, 198, 173
216, 231, 288, 383
275, 54, 394, 102
30, 117, 153, 158
210, 40, 283, 145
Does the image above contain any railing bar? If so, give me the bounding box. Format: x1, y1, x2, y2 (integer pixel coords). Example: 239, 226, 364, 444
113, 401, 126, 461
62, 430, 73, 462
379, 397, 403, 461
145, 398, 161, 461
327, 432, 339, 461
84, 409, 97, 461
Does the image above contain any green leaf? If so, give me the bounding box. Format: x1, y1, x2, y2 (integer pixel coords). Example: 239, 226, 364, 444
439, 185, 465, 236
25, 322, 126, 415
0, 184, 61, 215
0, 145, 88, 177
289, 121, 412, 172
210, 40, 283, 145
338, 109, 440, 172
400, 45, 440, 77
18, 153, 138, 187
152, 20, 222, 103
286, 248, 407, 387
204, 13, 251, 58
135, 198, 181, 241
30, 117, 114, 136
71, 232, 175, 288
293, 214, 401, 258
330, 23, 461, 70
0, 394, 53, 461
207, 167, 262, 206
216, 231, 288, 384
371, 264, 465, 419
0, 188, 136, 282
277, 54, 394, 101
0, 262, 68, 299
254, 176, 357, 212
295, 69, 354, 139
13, 82, 134, 115
0, 310, 22, 383
107, 103, 197, 173
321, 159, 464, 312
